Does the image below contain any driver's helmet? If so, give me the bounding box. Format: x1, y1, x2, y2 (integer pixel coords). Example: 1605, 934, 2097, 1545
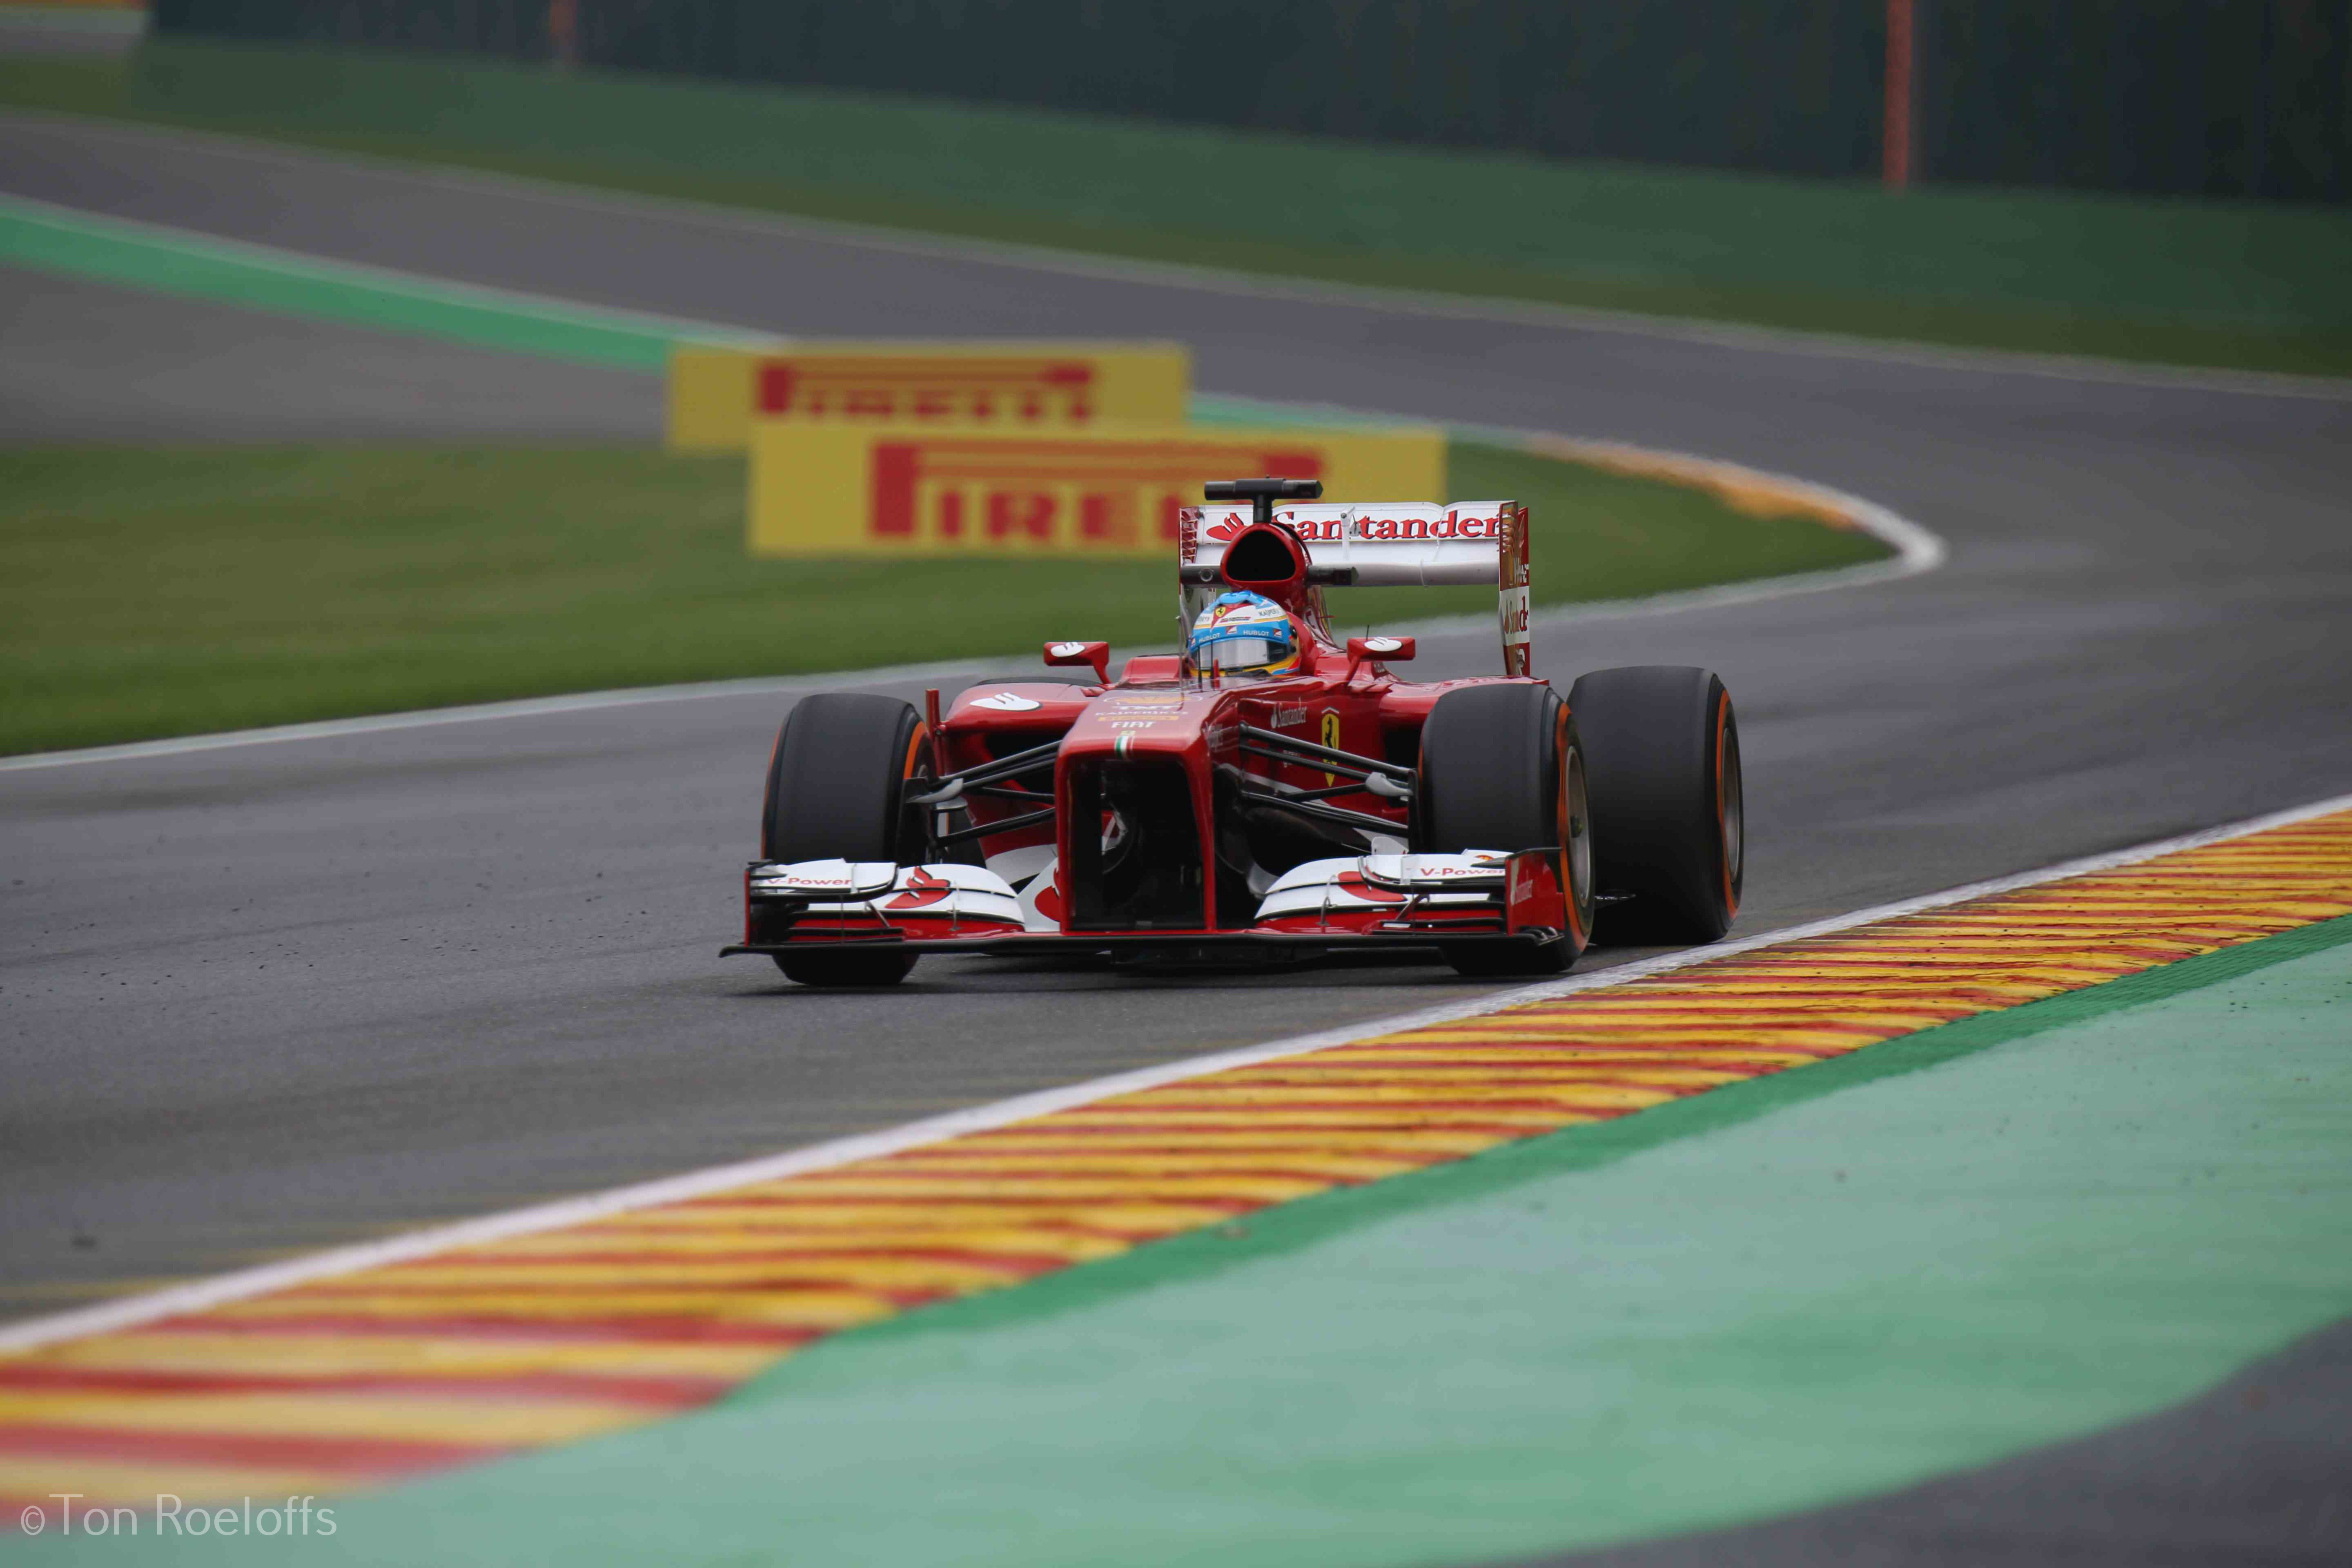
1187, 590, 1301, 677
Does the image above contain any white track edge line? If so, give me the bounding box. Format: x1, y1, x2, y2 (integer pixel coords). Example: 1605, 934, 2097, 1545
9, 107, 2351, 403
0, 658, 1006, 773
1198, 395, 1947, 579
0, 414, 1945, 772
1448, 415, 1948, 575
6, 785, 2346, 1356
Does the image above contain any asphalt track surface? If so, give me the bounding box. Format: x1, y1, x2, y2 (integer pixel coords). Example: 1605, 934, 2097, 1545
0, 10, 142, 60
3, 113, 2350, 1561
1541, 1317, 2352, 1568
0, 262, 659, 441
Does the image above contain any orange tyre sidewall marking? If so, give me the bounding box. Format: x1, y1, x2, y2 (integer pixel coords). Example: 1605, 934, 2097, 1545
1714, 689, 1739, 920
1556, 702, 1586, 948
901, 720, 933, 856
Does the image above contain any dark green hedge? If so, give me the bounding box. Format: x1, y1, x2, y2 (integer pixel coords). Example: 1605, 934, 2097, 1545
151, 0, 2352, 201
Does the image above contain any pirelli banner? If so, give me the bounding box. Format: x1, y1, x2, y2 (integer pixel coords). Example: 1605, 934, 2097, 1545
668, 341, 1191, 452
748, 423, 1448, 559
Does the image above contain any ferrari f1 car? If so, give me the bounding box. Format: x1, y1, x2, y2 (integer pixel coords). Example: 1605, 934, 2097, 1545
724, 477, 1743, 986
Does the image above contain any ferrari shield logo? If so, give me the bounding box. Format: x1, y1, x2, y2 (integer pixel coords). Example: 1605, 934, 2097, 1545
1320, 710, 1343, 784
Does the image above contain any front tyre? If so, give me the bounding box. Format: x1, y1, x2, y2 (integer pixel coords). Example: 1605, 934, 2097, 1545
760, 693, 933, 987
772, 949, 919, 987
1567, 666, 1743, 945
1412, 683, 1594, 978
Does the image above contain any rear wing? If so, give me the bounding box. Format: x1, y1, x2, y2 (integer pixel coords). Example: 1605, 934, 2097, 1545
1178, 500, 1533, 676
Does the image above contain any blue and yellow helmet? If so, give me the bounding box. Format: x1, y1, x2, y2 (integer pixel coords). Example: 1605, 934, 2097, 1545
1187, 591, 1301, 677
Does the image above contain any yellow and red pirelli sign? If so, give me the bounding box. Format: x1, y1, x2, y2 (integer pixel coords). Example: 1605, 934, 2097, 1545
748, 423, 1447, 559
668, 341, 1191, 452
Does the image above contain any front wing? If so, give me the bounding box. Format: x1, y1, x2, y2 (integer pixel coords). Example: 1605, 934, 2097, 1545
720, 852, 1571, 959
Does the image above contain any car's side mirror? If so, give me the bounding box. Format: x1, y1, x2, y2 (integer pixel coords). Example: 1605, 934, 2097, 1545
1044, 639, 1111, 686
1347, 635, 1415, 675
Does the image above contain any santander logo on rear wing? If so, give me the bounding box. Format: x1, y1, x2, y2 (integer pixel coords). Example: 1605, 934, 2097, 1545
1178, 500, 1534, 677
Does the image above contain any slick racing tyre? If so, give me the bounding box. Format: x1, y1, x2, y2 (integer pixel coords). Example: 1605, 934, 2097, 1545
760, 693, 932, 987
772, 947, 920, 988
1412, 682, 1594, 978
1566, 666, 1743, 945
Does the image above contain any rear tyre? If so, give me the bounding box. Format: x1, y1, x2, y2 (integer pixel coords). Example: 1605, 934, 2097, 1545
1567, 666, 1742, 946
1412, 683, 1594, 978
760, 693, 933, 987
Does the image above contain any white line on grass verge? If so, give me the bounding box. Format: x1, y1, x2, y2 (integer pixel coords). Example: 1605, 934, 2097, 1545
0, 659, 1004, 773
1201, 394, 1949, 638
1400, 422, 1946, 633
5, 786, 2346, 1356
9, 108, 2352, 403
0, 411, 1945, 773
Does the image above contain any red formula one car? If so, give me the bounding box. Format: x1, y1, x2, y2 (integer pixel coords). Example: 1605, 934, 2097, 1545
725, 477, 1743, 986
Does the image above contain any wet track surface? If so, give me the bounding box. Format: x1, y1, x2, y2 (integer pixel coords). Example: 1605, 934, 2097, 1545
0, 261, 660, 441
3, 110, 2350, 1562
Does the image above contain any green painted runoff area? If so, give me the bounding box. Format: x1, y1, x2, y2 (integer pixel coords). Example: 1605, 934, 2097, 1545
4, 41, 2350, 377
0, 194, 743, 372
32, 915, 2351, 1566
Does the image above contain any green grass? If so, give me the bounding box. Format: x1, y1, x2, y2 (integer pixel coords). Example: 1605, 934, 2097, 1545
4, 41, 2350, 378
0, 441, 1886, 756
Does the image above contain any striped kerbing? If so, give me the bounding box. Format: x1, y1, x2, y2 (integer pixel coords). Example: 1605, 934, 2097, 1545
3, 810, 2348, 1513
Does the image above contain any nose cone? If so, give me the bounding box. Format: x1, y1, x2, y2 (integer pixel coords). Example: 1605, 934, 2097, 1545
1066, 688, 1225, 760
